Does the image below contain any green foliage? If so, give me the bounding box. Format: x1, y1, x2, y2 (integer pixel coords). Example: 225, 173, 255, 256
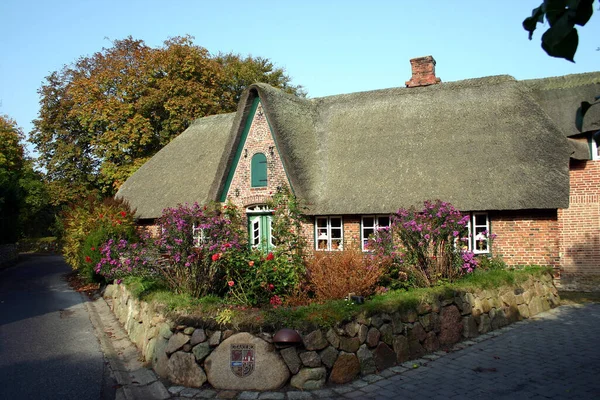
523, 0, 594, 61
60, 196, 136, 279
0, 115, 53, 243
476, 255, 508, 271
31, 36, 305, 202
370, 200, 477, 289
224, 187, 308, 306
224, 249, 302, 306
216, 53, 306, 104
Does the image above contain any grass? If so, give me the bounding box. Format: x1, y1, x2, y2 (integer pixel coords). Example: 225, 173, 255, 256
117, 266, 554, 331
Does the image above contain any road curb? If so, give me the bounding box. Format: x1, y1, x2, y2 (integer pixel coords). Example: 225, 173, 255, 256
84, 292, 170, 400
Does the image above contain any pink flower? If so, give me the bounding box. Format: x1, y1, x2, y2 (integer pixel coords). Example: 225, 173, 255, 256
248, 260, 255, 267
228, 280, 235, 287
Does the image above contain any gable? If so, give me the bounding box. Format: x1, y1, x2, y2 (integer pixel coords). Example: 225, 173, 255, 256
219, 98, 292, 207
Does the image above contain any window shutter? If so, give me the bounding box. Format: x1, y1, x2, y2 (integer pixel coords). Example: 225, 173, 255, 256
251, 153, 268, 187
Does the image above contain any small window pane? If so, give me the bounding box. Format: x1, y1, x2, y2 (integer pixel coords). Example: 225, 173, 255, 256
363, 217, 375, 227
475, 214, 487, 226
330, 217, 342, 228
378, 216, 390, 227
317, 218, 327, 228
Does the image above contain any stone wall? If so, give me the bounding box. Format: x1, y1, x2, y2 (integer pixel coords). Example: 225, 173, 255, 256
104, 273, 559, 391
0, 244, 18, 270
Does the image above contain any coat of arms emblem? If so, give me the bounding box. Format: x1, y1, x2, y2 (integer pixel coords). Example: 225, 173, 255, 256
230, 344, 255, 378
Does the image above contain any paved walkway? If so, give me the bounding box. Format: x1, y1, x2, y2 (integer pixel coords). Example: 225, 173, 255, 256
90, 289, 600, 400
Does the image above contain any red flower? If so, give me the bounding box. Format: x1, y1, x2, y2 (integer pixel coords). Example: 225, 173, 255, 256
91, 247, 95, 251
116, 220, 122, 225
228, 280, 235, 287
120, 211, 127, 217
266, 252, 274, 261
248, 260, 255, 267
268, 283, 274, 291
85, 256, 92, 263
212, 253, 221, 262
99, 214, 104, 219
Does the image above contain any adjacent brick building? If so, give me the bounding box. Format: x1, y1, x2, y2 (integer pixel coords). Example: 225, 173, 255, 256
117, 57, 600, 290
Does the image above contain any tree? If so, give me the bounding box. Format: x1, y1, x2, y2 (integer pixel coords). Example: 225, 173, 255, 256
0, 115, 24, 243
523, 0, 594, 61
216, 53, 306, 105
0, 116, 52, 242
31, 36, 305, 201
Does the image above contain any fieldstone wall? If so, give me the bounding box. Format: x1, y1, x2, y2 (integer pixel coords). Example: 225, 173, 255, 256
0, 244, 18, 270
104, 273, 559, 391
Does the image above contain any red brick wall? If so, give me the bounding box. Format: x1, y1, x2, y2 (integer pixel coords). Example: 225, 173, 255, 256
224, 101, 290, 214
558, 160, 600, 278
491, 210, 559, 269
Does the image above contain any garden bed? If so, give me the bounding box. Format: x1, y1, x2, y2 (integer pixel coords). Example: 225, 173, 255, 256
104, 268, 559, 391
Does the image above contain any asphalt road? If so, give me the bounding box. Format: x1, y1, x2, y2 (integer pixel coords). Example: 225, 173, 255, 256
0, 254, 109, 400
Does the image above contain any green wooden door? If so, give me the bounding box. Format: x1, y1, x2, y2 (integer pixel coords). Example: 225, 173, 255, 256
248, 214, 273, 252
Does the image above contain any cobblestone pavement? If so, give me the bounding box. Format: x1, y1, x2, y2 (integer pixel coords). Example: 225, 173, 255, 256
166, 303, 600, 400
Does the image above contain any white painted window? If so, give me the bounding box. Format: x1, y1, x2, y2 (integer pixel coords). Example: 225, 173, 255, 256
468, 213, 490, 254
361, 215, 391, 251
591, 134, 600, 161
192, 224, 206, 247
315, 216, 343, 251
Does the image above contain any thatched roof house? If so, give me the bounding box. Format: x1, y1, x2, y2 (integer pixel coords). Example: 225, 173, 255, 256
117, 56, 600, 285
118, 63, 600, 219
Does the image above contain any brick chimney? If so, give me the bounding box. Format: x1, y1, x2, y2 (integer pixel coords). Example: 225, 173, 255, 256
405, 56, 441, 88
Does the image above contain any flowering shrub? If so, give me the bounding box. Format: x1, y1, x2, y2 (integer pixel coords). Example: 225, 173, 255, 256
95, 202, 244, 297
94, 238, 157, 282
224, 249, 304, 306
61, 196, 136, 282
305, 248, 384, 301
370, 200, 478, 287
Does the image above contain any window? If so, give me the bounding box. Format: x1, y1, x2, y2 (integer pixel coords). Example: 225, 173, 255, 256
361, 215, 391, 251
192, 224, 206, 247
251, 153, 268, 187
315, 216, 343, 250
591, 134, 600, 161
468, 213, 490, 254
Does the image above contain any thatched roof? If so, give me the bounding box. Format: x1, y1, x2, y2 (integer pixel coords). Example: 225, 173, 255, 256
523, 72, 600, 137
118, 72, 595, 219
116, 113, 235, 219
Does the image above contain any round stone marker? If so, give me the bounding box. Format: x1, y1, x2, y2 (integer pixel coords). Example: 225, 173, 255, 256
204, 332, 290, 391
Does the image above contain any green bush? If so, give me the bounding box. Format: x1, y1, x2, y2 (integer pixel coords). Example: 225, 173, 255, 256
60, 196, 137, 282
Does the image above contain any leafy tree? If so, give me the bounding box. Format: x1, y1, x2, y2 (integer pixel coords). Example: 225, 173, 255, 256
0, 115, 24, 243
523, 0, 594, 61
216, 53, 306, 105
31, 36, 304, 201
0, 116, 53, 242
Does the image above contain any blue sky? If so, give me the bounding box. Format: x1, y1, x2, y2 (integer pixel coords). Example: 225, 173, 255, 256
1, 0, 599, 153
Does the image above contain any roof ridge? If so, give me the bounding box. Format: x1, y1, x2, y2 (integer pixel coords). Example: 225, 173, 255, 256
522, 71, 600, 90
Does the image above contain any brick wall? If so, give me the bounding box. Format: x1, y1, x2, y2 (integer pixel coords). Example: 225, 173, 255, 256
558, 160, 600, 280
491, 210, 559, 270
224, 102, 289, 214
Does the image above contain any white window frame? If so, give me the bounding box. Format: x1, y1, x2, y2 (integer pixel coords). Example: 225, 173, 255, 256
468, 213, 490, 254
591, 133, 600, 161
315, 216, 343, 251
192, 223, 206, 247
361, 215, 391, 251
